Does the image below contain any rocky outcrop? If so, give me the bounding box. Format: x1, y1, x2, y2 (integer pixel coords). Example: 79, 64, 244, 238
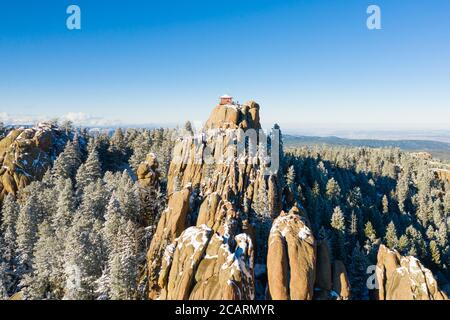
375, 245, 447, 300
146, 101, 280, 300
434, 168, 450, 183
153, 191, 255, 300
314, 240, 332, 299
137, 153, 160, 188
332, 260, 350, 300
157, 223, 255, 300
266, 207, 316, 300
204, 101, 261, 131
0, 123, 67, 202
147, 188, 191, 299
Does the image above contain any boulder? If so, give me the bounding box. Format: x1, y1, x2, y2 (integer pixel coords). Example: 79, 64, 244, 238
137, 153, 160, 188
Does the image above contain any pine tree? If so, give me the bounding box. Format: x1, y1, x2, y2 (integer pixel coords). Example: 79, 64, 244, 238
285, 165, 296, 188
443, 190, 450, 215
431, 199, 443, 227
331, 206, 345, 231
52, 140, 82, 180
76, 148, 102, 191
364, 221, 377, 242
350, 212, 358, 236
115, 172, 140, 223
395, 174, 409, 213
330, 206, 346, 260
52, 179, 74, 232
107, 128, 128, 170
16, 194, 39, 277
430, 240, 441, 266
103, 194, 123, 253
0, 260, 9, 299
382, 195, 389, 215
95, 269, 111, 300
285, 165, 297, 205
437, 222, 448, 248
1, 194, 19, 270
384, 221, 398, 250
110, 128, 126, 153
252, 179, 271, 218
23, 221, 60, 300
348, 244, 369, 300
109, 220, 138, 300
184, 121, 194, 136
326, 178, 341, 200
397, 235, 409, 254
426, 225, 435, 240
129, 130, 153, 172
405, 225, 426, 258
63, 213, 105, 300
79, 180, 109, 220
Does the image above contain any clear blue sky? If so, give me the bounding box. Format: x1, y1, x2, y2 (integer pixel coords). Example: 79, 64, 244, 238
1, 0, 449, 130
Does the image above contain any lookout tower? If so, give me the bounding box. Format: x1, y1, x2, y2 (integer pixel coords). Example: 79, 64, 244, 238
220, 94, 233, 105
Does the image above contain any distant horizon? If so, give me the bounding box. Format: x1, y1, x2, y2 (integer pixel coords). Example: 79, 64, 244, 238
2, 109, 450, 144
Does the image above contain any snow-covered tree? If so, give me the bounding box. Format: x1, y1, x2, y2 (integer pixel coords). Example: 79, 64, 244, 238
23, 221, 61, 300
63, 212, 105, 300
76, 148, 102, 191
79, 180, 109, 220
326, 178, 341, 200
330, 206, 346, 260
52, 179, 74, 232
16, 194, 39, 277
364, 221, 377, 242
52, 140, 82, 180
109, 220, 138, 300
1, 194, 19, 270
384, 221, 398, 250
429, 240, 441, 266
103, 194, 123, 252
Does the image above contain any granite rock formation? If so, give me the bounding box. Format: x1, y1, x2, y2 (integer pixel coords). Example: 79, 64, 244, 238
375, 245, 447, 300
0, 123, 67, 202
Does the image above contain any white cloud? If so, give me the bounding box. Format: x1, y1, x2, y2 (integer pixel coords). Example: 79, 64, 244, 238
60, 112, 122, 127
0, 112, 122, 127
0, 112, 47, 125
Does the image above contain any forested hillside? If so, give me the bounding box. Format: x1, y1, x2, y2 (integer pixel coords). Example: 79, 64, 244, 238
0, 118, 448, 300
283, 146, 449, 298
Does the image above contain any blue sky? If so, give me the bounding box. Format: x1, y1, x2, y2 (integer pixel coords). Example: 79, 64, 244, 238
0, 0, 449, 131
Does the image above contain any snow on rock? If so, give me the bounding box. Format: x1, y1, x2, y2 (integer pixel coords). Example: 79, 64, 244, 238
136, 152, 160, 188
189, 232, 255, 300
376, 245, 447, 300
147, 188, 192, 299
157, 225, 212, 300
0, 123, 68, 202
267, 206, 316, 300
